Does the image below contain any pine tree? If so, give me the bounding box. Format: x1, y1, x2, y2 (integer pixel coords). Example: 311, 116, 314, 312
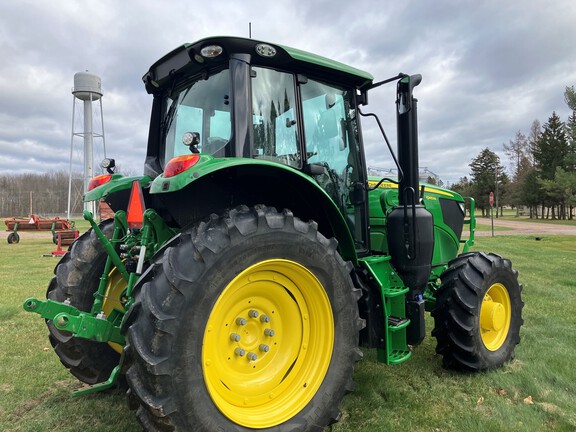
533, 112, 568, 180
520, 168, 543, 218
450, 176, 472, 196
565, 111, 576, 172
469, 148, 505, 217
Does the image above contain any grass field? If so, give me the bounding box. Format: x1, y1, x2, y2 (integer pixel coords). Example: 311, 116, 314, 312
1, 231, 575, 431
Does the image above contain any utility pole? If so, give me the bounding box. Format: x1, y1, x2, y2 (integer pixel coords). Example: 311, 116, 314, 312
495, 166, 499, 218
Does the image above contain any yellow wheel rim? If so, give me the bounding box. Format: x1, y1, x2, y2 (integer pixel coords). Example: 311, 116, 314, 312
202, 259, 334, 429
102, 267, 126, 354
480, 283, 511, 351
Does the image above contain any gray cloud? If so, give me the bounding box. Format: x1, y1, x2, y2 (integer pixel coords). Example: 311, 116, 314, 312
1, 0, 575, 186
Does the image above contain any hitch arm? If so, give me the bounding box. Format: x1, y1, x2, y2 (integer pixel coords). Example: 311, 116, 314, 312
23, 297, 125, 345
83, 210, 129, 281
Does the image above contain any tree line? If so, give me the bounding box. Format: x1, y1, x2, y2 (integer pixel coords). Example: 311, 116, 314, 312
451, 86, 576, 219
0, 172, 84, 218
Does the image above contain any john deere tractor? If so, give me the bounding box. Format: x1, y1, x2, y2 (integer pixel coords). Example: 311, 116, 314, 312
24, 36, 523, 431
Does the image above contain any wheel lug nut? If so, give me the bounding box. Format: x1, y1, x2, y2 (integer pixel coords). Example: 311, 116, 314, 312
235, 348, 246, 357
259, 344, 270, 352
264, 328, 275, 337
248, 309, 259, 318
236, 317, 247, 326
230, 333, 241, 342
247, 352, 258, 361
260, 315, 270, 323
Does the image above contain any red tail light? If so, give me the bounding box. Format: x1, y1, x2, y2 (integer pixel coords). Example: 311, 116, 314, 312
164, 154, 200, 178
87, 174, 112, 191
127, 180, 146, 229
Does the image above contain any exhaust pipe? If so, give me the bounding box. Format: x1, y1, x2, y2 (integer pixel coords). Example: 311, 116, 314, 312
396, 74, 422, 207
386, 74, 434, 345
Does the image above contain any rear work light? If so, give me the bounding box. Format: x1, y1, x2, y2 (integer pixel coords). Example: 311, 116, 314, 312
87, 174, 112, 191
163, 154, 200, 178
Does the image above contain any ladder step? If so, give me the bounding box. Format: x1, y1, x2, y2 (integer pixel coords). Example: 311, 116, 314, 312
381, 285, 409, 297
388, 349, 412, 365
388, 316, 409, 328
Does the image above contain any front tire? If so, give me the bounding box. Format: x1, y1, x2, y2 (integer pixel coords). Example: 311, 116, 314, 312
46, 220, 122, 384
123, 205, 363, 432
431, 252, 523, 371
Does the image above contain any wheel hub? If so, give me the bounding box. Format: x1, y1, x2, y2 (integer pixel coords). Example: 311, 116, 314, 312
480, 298, 506, 331
230, 310, 275, 362
480, 283, 512, 351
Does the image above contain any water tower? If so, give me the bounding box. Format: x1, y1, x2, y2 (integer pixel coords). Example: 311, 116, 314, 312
67, 71, 106, 219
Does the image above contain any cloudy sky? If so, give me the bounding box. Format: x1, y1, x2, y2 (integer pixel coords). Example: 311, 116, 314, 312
1, 0, 575, 185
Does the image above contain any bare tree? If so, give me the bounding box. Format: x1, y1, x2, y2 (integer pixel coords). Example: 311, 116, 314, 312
527, 119, 541, 167
0, 172, 83, 218
503, 131, 529, 180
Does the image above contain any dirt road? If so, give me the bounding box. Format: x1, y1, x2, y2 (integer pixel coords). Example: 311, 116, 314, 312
474, 218, 576, 236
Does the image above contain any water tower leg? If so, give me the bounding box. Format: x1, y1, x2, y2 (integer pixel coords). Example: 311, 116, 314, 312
83, 98, 94, 214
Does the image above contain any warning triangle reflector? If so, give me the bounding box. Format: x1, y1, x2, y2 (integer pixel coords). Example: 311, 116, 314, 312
127, 180, 146, 229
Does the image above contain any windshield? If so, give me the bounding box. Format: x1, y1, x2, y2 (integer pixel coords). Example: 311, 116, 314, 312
163, 69, 231, 162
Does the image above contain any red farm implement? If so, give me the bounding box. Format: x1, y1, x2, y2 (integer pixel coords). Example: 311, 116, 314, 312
4, 214, 76, 244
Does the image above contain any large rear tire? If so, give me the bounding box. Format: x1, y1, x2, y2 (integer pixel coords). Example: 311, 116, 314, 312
431, 252, 523, 371
46, 219, 122, 384
123, 205, 363, 432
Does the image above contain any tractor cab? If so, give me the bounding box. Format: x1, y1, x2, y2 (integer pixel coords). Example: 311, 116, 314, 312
142, 36, 372, 251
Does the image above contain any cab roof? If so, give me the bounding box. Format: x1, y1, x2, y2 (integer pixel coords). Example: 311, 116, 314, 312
143, 36, 374, 93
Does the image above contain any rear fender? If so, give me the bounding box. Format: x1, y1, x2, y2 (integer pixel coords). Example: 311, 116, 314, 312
84, 175, 152, 212
149, 156, 358, 263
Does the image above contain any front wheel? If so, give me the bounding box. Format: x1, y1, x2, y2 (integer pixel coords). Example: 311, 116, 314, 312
46, 220, 123, 384
431, 252, 524, 371
123, 205, 363, 431
7, 232, 19, 244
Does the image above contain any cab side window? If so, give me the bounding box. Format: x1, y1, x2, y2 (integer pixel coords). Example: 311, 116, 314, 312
251, 67, 301, 167
301, 80, 354, 207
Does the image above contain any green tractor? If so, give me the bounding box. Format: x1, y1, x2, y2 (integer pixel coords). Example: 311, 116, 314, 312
24, 36, 523, 431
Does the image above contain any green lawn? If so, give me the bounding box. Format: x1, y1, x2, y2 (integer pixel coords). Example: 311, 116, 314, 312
1, 234, 575, 431
333, 235, 576, 431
